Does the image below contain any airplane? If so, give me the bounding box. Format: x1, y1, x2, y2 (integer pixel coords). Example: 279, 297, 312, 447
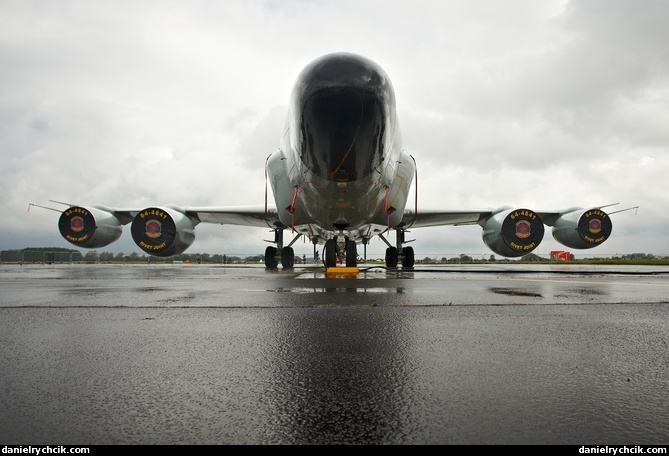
31, 52, 638, 269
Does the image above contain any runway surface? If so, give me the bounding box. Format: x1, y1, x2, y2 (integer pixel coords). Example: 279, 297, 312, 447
1, 263, 668, 445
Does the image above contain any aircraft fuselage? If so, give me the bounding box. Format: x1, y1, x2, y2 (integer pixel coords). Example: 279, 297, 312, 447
267, 53, 415, 244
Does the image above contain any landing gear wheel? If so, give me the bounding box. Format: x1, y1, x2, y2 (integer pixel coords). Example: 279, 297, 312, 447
402, 246, 415, 268
281, 247, 295, 268
265, 246, 278, 269
324, 239, 337, 268
345, 240, 357, 267
385, 246, 398, 268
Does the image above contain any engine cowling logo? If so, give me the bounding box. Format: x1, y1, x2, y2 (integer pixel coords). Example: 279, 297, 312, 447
70, 216, 85, 233
589, 218, 602, 234
515, 220, 532, 239
145, 220, 162, 239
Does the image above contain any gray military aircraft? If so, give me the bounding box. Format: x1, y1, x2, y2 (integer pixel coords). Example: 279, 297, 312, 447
33, 52, 637, 269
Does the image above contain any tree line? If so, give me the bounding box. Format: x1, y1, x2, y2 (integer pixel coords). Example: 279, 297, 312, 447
1, 248, 666, 265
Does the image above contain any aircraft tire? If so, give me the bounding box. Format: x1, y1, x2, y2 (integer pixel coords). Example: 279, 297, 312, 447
385, 247, 398, 268
265, 246, 278, 269
345, 240, 357, 267
281, 247, 295, 268
402, 246, 415, 268
324, 239, 337, 268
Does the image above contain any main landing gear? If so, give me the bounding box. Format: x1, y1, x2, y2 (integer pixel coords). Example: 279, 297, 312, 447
379, 229, 415, 268
264, 228, 299, 269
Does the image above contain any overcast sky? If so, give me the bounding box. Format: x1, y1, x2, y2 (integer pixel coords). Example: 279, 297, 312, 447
2, 0, 667, 259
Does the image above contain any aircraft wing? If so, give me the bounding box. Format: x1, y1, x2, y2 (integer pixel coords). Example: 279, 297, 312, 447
182, 205, 283, 228
51, 204, 284, 229
400, 204, 632, 229
399, 209, 491, 228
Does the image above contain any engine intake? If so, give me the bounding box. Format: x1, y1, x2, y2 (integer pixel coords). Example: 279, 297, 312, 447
481, 208, 545, 258
551, 208, 612, 249
58, 206, 122, 248
131, 206, 197, 257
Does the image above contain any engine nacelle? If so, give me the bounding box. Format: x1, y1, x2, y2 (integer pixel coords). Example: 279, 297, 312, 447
131, 206, 197, 257
481, 207, 545, 258
58, 206, 123, 248
551, 207, 612, 249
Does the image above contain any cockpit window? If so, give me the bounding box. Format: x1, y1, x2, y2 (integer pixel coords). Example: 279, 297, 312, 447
300, 87, 385, 182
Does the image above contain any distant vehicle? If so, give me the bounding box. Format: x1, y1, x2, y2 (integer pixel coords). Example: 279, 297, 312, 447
33, 52, 637, 270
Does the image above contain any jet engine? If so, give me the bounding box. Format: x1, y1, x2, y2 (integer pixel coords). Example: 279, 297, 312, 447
481, 207, 545, 258
131, 206, 197, 257
58, 205, 123, 248
551, 207, 612, 249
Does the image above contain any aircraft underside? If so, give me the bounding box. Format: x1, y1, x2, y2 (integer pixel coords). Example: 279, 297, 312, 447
262, 224, 416, 269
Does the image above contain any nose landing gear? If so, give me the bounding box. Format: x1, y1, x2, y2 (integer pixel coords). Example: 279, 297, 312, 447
323, 231, 358, 268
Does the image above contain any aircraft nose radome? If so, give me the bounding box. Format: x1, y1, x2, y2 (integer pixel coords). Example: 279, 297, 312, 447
303, 52, 380, 78
296, 52, 393, 98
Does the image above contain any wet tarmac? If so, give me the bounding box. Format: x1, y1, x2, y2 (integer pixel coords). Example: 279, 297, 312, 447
1, 263, 668, 445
